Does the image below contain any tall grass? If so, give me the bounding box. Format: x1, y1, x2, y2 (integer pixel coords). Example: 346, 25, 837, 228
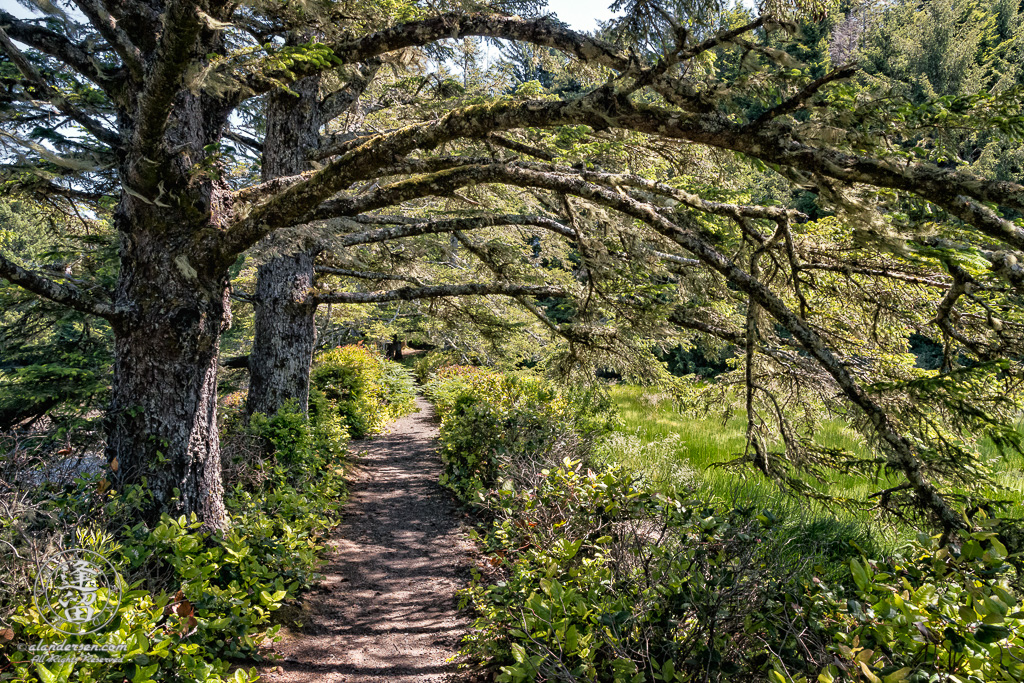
597, 385, 893, 567
603, 385, 1024, 510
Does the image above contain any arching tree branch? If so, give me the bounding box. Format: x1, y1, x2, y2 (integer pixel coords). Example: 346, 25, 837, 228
233, 13, 635, 95
331, 213, 577, 247
0, 10, 117, 89
0, 26, 120, 147
329, 160, 967, 532
315, 266, 423, 285
307, 282, 566, 305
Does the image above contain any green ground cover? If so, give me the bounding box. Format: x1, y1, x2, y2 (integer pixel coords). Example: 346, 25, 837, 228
427, 367, 1024, 682
603, 384, 1024, 540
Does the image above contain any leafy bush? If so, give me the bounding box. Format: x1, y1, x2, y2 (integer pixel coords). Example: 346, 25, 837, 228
311, 345, 416, 438
459, 461, 836, 682
410, 350, 472, 385
426, 369, 1024, 682
423, 367, 615, 501
1, 396, 350, 683
805, 520, 1024, 683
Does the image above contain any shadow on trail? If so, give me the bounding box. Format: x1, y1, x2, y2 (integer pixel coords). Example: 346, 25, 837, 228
259, 398, 473, 683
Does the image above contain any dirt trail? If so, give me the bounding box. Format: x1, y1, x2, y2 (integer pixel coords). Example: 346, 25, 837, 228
259, 397, 474, 683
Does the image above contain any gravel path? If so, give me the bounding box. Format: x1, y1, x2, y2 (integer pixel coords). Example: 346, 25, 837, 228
258, 397, 474, 683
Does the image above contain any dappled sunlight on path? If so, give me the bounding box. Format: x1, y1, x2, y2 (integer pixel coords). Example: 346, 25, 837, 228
258, 397, 473, 683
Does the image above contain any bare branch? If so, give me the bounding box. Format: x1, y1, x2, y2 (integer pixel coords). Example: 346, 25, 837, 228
224, 92, 1024, 274
681, 121, 1024, 245
668, 309, 746, 345
307, 282, 566, 305
0, 252, 127, 321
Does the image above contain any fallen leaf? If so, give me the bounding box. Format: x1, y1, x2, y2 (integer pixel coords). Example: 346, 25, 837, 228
176, 600, 193, 618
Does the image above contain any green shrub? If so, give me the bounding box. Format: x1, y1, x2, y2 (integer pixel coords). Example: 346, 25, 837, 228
805, 520, 1024, 683
459, 461, 836, 682
2, 397, 350, 683
427, 371, 1017, 682
423, 367, 615, 501
410, 350, 471, 385
311, 345, 416, 438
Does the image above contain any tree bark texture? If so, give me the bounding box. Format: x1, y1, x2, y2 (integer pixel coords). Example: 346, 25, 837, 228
247, 250, 317, 416
106, 96, 234, 529
246, 75, 320, 417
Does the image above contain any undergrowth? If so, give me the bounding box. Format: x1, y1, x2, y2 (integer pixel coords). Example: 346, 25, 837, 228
425, 366, 1024, 683
311, 344, 416, 438
0, 347, 413, 683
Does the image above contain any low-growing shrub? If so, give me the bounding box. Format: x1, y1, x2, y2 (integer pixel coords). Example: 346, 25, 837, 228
1, 395, 350, 683
311, 345, 416, 438
427, 370, 1024, 682
460, 461, 835, 682
423, 367, 615, 501
410, 350, 471, 385
805, 521, 1024, 683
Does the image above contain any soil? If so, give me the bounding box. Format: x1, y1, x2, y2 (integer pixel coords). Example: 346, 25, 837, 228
258, 397, 475, 682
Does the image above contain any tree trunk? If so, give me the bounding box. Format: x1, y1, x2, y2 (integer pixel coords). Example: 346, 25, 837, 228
107, 196, 232, 530
247, 252, 317, 416
246, 74, 321, 417
387, 335, 403, 361
103, 78, 237, 530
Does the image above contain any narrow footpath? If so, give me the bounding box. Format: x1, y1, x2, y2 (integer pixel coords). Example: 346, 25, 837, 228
259, 397, 474, 683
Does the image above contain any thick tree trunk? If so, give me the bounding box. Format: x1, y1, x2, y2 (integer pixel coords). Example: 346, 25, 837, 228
104, 79, 236, 530
246, 74, 321, 417
107, 199, 232, 530
246, 253, 317, 416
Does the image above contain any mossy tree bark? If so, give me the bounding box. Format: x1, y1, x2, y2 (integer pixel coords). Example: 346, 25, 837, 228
246, 74, 320, 418
106, 90, 236, 530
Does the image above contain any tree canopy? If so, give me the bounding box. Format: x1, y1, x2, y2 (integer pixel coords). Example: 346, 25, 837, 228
1, 0, 1023, 536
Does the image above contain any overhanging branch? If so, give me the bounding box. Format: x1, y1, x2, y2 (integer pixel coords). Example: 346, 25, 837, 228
0, 252, 127, 321
0, 10, 118, 90
234, 13, 634, 95
307, 282, 566, 305
330, 213, 577, 246
0, 26, 120, 147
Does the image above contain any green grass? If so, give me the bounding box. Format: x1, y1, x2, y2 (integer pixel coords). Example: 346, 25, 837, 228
597, 385, 895, 570
600, 385, 894, 507
599, 385, 1024, 551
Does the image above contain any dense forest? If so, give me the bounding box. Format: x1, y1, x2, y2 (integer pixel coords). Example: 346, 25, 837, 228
2, 0, 1024, 680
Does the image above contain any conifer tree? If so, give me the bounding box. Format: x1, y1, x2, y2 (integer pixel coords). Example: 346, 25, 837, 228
0, 0, 1022, 532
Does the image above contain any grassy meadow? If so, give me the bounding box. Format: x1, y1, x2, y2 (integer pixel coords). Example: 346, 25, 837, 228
597, 384, 1024, 549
